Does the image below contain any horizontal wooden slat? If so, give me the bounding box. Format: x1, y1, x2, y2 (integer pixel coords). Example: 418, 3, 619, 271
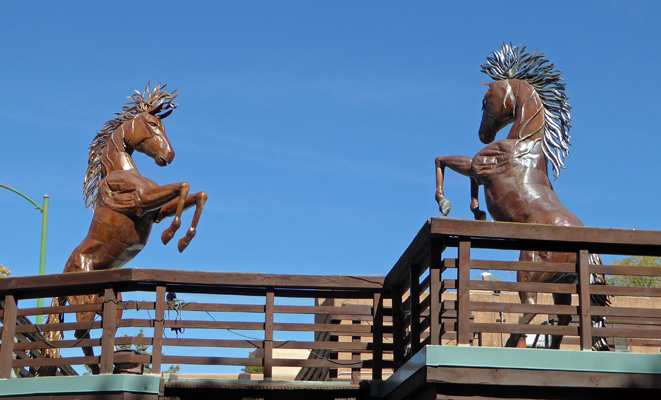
16, 320, 102, 334
594, 305, 661, 319
18, 303, 102, 317
430, 218, 661, 250
0, 268, 384, 297
470, 322, 577, 336
591, 264, 661, 277
444, 258, 575, 273
14, 338, 101, 351
598, 326, 661, 339
469, 301, 577, 316
163, 356, 259, 366
590, 285, 661, 297
13, 356, 97, 368
469, 280, 577, 294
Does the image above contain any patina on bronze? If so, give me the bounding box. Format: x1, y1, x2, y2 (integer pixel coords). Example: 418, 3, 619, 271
43, 84, 207, 374
434, 44, 609, 350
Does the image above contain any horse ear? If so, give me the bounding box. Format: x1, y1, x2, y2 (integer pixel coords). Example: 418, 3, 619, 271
151, 104, 165, 115
158, 109, 174, 119
481, 82, 492, 87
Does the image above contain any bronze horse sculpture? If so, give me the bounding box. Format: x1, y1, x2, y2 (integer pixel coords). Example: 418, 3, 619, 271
43, 84, 207, 374
434, 44, 609, 350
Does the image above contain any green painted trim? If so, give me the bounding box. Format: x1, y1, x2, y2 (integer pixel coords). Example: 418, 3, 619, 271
171, 378, 354, 387
0, 375, 161, 397
425, 346, 661, 374
377, 346, 661, 398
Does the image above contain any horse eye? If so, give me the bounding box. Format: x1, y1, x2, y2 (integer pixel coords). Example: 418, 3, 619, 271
148, 121, 157, 127
481, 98, 487, 110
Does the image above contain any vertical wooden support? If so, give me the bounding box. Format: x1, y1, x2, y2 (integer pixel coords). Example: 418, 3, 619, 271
371, 292, 383, 380
391, 285, 404, 369
151, 285, 166, 374
100, 287, 117, 374
577, 249, 592, 351
429, 238, 442, 345
409, 264, 421, 355
351, 319, 361, 383
263, 289, 274, 379
457, 238, 472, 345
0, 295, 17, 379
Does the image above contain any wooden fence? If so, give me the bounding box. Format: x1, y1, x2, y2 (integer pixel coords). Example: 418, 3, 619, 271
384, 218, 661, 370
0, 269, 392, 381
2, 218, 661, 382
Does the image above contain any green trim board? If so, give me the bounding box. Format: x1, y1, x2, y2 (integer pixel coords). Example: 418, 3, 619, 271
0, 374, 161, 397
377, 346, 661, 397
168, 378, 355, 387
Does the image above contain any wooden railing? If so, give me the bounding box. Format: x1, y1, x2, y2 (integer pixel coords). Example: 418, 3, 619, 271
0, 269, 393, 381
383, 218, 661, 369
2, 218, 661, 381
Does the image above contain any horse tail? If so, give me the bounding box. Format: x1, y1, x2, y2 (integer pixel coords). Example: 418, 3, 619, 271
39, 297, 66, 375
589, 254, 610, 351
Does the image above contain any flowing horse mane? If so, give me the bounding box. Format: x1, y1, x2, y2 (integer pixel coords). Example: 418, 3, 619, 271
480, 43, 571, 179
83, 83, 179, 209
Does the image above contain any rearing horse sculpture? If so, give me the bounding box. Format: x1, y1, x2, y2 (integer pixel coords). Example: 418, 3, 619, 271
434, 44, 608, 350
43, 84, 207, 374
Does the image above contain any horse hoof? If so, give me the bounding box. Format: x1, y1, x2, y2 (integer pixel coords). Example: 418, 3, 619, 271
438, 197, 451, 216
162, 229, 175, 245
178, 237, 191, 252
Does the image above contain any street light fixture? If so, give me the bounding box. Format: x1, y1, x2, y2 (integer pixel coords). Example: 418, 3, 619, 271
0, 184, 49, 324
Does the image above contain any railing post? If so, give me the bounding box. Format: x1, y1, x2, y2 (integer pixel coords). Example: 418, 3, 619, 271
371, 292, 383, 380
100, 287, 117, 374
351, 319, 361, 383
409, 264, 421, 355
151, 285, 166, 374
263, 288, 274, 379
577, 249, 593, 351
0, 295, 18, 379
429, 238, 443, 345
457, 238, 472, 345
391, 285, 404, 369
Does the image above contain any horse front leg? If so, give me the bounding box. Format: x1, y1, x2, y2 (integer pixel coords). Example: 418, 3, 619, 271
435, 155, 475, 217
155, 191, 208, 252
470, 178, 487, 220
139, 182, 192, 246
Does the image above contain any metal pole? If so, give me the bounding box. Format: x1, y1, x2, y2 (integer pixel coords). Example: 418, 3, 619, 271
36, 195, 49, 324
0, 184, 49, 323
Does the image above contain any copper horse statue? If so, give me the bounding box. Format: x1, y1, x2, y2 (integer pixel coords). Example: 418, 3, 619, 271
434, 44, 608, 350
43, 84, 207, 374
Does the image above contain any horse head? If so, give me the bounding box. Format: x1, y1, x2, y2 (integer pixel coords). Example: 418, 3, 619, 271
127, 112, 175, 166
478, 80, 516, 144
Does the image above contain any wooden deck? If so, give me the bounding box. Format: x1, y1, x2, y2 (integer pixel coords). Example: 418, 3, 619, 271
2, 218, 661, 398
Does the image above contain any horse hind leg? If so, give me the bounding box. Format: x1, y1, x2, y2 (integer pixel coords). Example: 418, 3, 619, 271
70, 294, 102, 375
505, 291, 538, 348
177, 192, 207, 252
550, 293, 572, 349
155, 191, 207, 252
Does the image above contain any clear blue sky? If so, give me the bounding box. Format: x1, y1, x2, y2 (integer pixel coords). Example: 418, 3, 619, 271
2, 1, 660, 280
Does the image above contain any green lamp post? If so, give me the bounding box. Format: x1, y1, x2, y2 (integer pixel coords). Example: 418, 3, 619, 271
0, 184, 49, 324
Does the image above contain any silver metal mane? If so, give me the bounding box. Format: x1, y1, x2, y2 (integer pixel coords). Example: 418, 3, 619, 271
481, 43, 571, 179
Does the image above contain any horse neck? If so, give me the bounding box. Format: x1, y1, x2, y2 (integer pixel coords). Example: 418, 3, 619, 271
507, 80, 545, 144
101, 122, 138, 176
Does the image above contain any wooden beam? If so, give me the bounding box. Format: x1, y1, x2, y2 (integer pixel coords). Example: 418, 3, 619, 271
577, 250, 592, 351
263, 289, 274, 379
371, 292, 383, 380
457, 239, 471, 345
100, 287, 117, 374
150, 285, 165, 374
0, 295, 17, 379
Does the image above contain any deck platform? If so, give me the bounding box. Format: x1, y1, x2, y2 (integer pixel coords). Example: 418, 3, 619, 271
376, 346, 661, 399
